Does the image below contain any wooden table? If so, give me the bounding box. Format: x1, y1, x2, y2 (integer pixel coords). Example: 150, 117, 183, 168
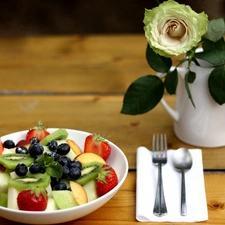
0, 35, 224, 224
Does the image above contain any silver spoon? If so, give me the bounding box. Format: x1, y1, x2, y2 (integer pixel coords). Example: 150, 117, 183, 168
173, 148, 193, 216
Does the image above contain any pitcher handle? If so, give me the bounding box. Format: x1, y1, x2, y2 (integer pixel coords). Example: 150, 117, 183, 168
157, 67, 186, 122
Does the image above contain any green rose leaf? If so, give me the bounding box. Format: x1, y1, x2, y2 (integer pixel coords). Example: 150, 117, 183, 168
195, 49, 225, 65
164, 68, 178, 94
208, 66, 225, 105
203, 18, 225, 42
202, 37, 225, 51
187, 70, 196, 83
121, 75, 164, 115
184, 71, 195, 108
146, 44, 172, 73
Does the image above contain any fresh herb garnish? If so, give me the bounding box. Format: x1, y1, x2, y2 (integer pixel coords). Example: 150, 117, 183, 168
35, 153, 63, 178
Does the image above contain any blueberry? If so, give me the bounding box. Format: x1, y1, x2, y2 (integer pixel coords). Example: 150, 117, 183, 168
48, 152, 60, 161
51, 177, 61, 188
61, 165, 70, 179
53, 182, 67, 190
48, 140, 58, 151
70, 160, 82, 170
57, 156, 71, 167
56, 143, 70, 155
15, 163, 28, 176
28, 143, 44, 158
69, 167, 81, 180
30, 137, 40, 144
29, 162, 45, 174
15, 146, 29, 154
3, 140, 15, 149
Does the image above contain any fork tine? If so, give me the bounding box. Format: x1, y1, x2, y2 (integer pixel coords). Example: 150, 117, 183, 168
164, 134, 167, 151
152, 134, 160, 151
160, 134, 167, 151
153, 134, 167, 154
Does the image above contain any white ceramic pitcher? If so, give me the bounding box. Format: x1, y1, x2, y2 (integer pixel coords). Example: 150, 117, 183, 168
160, 61, 225, 147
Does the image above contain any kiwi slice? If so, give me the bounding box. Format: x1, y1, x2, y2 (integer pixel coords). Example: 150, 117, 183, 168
75, 161, 103, 185
0, 153, 34, 170
40, 129, 68, 146
8, 173, 50, 191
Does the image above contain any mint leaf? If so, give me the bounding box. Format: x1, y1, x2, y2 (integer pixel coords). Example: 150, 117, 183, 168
35, 152, 63, 178
36, 153, 54, 167
121, 75, 164, 115
208, 66, 225, 105
164, 69, 178, 94
46, 164, 63, 178
146, 44, 172, 73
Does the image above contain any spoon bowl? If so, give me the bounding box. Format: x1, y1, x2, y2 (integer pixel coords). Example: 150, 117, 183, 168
173, 148, 193, 216
173, 147, 193, 170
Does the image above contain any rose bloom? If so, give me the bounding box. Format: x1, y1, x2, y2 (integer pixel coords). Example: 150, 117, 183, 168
143, 0, 208, 57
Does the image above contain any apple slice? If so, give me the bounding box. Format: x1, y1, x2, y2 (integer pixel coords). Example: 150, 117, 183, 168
70, 181, 88, 205
83, 180, 98, 202
7, 187, 19, 210
66, 139, 83, 156
76, 152, 106, 165
45, 197, 58, 211
52, 190, 78, 209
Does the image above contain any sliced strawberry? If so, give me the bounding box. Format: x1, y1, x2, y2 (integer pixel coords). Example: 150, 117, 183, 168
0, 140, 4, 155
26, 121, 50, 141
17, 189, 48, 211
16, 139, 30, 147
96, 164, 118, 197
0, 164, 6, 172
84, 134, 111, 160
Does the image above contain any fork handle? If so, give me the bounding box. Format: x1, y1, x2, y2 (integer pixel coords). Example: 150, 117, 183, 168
153, 163, 167, 216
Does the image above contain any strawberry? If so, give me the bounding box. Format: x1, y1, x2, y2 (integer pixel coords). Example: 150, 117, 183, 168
17, 189, 48, 211
16, 139, 30, 147
0, 164, 6, 172
96, 164, 118, 197
0, 140, 3, 155
84, 134, 111, 160
26, 121, 50, 141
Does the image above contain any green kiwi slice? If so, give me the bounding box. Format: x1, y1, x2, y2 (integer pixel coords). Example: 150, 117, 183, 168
40, 129, 68, 146
0, 153, 34, 170
75, 161, 103, 185
8, 173, 50, 191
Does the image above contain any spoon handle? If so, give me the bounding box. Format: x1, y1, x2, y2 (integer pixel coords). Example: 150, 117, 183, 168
181, 169, 187, 216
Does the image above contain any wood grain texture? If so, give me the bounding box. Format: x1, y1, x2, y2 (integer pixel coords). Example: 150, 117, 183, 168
0, 172, 225, 225
0, 35, 153, 93
0, 95, 224, 170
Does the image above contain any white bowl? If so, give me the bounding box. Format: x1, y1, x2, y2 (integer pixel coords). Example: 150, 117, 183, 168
0, 128, 128, 224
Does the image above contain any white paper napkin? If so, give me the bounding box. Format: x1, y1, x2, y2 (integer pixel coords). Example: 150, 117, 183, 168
136, 146, 208, 222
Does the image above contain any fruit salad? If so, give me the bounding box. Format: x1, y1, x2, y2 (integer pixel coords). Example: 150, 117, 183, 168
0, 122, 118, 211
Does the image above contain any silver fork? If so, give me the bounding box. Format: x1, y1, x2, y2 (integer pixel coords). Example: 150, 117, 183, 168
152, 134, 168, 216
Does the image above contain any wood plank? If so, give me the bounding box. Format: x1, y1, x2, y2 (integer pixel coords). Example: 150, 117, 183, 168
0, 172, 225, 225
0, 35, 154, 93
0, 95, 224, 170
